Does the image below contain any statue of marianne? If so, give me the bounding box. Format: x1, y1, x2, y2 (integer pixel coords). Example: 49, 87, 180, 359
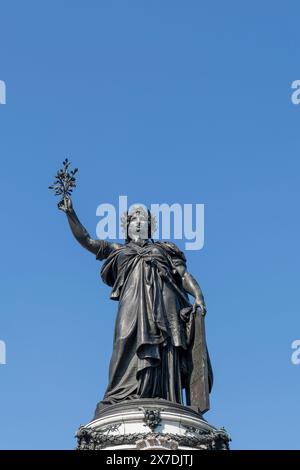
59, 196, 213, 413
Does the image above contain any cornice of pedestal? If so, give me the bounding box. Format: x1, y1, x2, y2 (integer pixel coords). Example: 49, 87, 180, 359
76, 399, 230, 450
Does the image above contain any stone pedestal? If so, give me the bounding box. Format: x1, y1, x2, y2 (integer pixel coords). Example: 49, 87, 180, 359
76, 399, 230, 450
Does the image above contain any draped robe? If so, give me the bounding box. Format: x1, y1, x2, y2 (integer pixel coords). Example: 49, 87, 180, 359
96, 239, 212, 410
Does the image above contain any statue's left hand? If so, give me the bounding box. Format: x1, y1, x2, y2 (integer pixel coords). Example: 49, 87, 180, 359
192, 298, 207, 316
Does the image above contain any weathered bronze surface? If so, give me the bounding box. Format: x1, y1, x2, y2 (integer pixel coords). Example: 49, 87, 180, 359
51, 166, 212, 413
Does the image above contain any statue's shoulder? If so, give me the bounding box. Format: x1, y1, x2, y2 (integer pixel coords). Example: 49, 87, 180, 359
96, 240, 123, 261
155, 240, 187, 263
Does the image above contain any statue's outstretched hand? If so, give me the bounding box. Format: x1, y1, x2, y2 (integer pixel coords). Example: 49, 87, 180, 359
192, 298, 207, 316
58, 195, 73, 213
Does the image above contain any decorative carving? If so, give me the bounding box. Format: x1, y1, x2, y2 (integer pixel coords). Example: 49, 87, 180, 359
183, 424, 231, 450
183, 424, 210, 437
75, 423, 122, 450
99, 423, 121, 434
76, 427, 230, 450
139, 407, 162, 431
212, 427, 231, 450
136, 436, 178, 450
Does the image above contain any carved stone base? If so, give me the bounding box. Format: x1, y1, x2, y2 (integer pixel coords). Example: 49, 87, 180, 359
76, 399, 230, 450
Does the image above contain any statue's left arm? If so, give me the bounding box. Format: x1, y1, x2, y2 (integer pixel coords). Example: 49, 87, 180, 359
176, 264, 206, 316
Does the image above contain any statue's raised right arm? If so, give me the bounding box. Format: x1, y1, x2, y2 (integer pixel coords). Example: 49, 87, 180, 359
58, 196, 101, 255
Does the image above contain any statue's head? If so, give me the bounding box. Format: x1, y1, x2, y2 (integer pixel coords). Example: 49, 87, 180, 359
121, 205, 157, 242
127, 206, 150, 241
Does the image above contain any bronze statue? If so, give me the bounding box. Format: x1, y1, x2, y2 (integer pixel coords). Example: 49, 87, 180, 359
50, 162, 213, 414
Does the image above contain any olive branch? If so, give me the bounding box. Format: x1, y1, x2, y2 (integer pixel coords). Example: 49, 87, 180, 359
48, 158, 78, 200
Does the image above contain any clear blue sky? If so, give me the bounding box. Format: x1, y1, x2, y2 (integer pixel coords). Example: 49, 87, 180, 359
0, 1, 299, 450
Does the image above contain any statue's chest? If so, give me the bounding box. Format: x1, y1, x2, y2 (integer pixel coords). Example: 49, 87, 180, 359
117, 245, 166, 267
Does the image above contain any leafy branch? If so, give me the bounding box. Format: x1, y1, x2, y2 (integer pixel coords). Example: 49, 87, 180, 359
49, 158, 78, 198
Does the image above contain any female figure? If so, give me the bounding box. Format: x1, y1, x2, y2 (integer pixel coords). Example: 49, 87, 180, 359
59, 197, 212, 412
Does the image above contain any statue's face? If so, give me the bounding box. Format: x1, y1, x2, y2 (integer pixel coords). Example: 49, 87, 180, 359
128, 210, 149, 240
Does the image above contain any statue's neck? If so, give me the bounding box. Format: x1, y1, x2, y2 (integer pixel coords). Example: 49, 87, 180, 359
129, 236, 149, 246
